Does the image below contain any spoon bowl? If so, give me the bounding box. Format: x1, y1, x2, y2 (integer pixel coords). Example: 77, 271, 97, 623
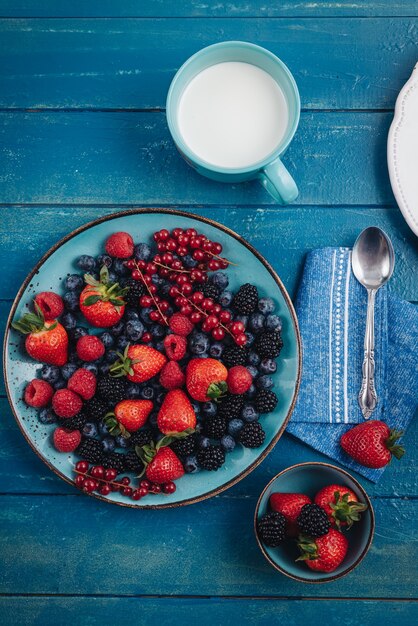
352, 227, 395, 289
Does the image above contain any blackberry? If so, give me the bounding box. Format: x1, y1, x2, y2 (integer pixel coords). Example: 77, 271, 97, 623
232, 283, 259, 314
297, 504, 331, 538
76, 439, 104, 465
129, 427, 153, 448
200, 282, 220, 300
257, 512, 286, 547
218, 393, 245, 420
222, 345, 248, 368
170, 433, 197, 458
84, 397, 108, 422
204, 415, 227, 439
97, 376, 127, 405
65, 412, 89, 431
254, 331, 283, 359
197, 445, 225, 471
254, 389, 278, 414
122, 277, 145, 307
123, 450, 144, 473
102, 452, 126, 475
238, 422, 265, 448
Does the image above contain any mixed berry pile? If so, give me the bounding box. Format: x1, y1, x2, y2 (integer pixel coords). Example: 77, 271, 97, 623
12, 226, 284, 502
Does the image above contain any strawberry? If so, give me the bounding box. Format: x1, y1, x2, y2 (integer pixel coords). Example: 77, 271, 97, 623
186, 358, 228, 402
227, 365, 253, 394
314, 485, 367, 529
24, 379, 54, 408
141, 446, 185, 484
34, 291, 64, 320
104, 399, 153, 437
79, 266, 128, 328
110, 343, 166, 383
270, 492, 311, 537
67, 368, 97, 400
163, 334, 187, 361
340, 420, 405, 469
76, 335, 105, 362
160, 361, 185, 390
12, 303, 68, 366
169, 313, 194, 337
53, 427, 81, 453
157, 389, 196, 434
297, 529, 348, 573
52, 389, 83, 418
105, 232, 134, 258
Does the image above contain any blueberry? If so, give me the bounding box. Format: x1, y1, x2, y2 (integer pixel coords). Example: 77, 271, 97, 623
247, 351, 260, 366
38, 408, 56, 424
126, 383, 141, 399
65, 274, 84, 291
63, 291, 79, 312
102, 436, 116, 453
246, 384, 257, 399
97, 254, 112, 268
221, 434, 236, 452
83, 363, 98, 376
77, 255, 96, 271
265, 314, 282, 332
256, 375, 274, 390
149, 412, 159, 428
106, 349, 119, 363
40, 364, 61, 384
99, 421, 110, 436
99, 363, 111, 377
83, 422, 98, 438
219, 291, 233, 307
198, 435, 210, 449
184, 455, 200, 473
125, 308, 140, 321
72, 327, 88, 341
140, 386, 154, 400
245, 332, 255, 347
53, 377, 66, 390
156, 391, 166, 405
161, 282, 172, 298
258, 297, 275, 315
62, 312, 77, 330
246, 365, 258, 379
115, 434, 130, 448
68, 350, 81, 365
235, 314, 249, 327
211, 272, 229, 291
134, 242, 151, 261
260, 358, 277, 374
191, 401, 200, 415
151, 274, 165, 288
126, 319, 144, 342
154, 340, 165, 353
150, 324, 165, 339
61, 363, 77, 381
100, 332, 114, 349
116, 335, 130, 351
202, 401, 217, 417
209, 342, 224, 359
242, 404, 259, 422
111, 321, 125, 337
228, 418, 244, 437
108, 271, 118, 284
112, 259, 129, 277
140, 307, 153, 325
249, 312, 265, 333
183, 254, 198, 268
189, 332, 210, 355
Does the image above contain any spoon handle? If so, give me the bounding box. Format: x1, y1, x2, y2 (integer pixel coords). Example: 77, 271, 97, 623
359, 288, 378, 419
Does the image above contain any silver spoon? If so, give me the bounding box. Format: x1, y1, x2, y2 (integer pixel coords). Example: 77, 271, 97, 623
351, 227, 395, 419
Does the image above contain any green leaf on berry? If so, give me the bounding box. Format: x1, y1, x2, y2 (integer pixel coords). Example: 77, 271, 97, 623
207, 380, 228, 401
83, 295, 101, 306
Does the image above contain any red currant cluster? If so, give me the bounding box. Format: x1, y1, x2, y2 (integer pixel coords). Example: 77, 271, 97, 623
73, 461, 176, 500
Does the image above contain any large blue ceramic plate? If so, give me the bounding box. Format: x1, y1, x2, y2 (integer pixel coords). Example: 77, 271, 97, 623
4, 209, 301, 508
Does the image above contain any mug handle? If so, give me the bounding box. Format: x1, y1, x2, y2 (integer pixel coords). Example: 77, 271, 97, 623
258, 157, 298, 204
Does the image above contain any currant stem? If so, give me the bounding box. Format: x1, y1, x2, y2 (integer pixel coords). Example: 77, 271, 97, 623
177, 291, 235, 341
133, 260, 169, 326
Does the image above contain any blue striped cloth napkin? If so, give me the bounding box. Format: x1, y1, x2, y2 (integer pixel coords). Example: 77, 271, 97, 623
287, 247, 418, 481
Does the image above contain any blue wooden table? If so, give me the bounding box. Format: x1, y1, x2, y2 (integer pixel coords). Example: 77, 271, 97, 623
1, 2, 418, 624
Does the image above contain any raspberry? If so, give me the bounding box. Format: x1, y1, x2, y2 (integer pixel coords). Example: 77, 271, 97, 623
105, 232, 134, 258
52, 389, 83, 418
24, 379, 54, 407
76, 335, 105, 362
169, 313, 194, 337
227, 365, 253, 394
163, 334, 187, 361
160, 360, 185, 390
68, 368, 97, 400
53, 427, 81, 452
34, 291, 64, 320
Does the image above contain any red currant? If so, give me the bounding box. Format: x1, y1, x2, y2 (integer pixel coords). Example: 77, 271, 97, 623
208, 259, 221, 271
99, 484, 111, 496
138, 487, 149, 497
150, 484, 162, 494
148, 284, 157, 294
177, 234, 189, 246
186, 228, 197, 237
230, 321, 245, 335
157, 241, 167, 253
121, 486, 133, 497
219, 310, 231, 323
212, 242, 222, 255
146, 262, 157, 275
131, 490, 142, 500
180, 304, 193, 316
149, 310, 161, 322
202, 240, 213, 252
159, 301, 169, 312
140, 295, 152, 307
169, 285, 180, 297
192, 249, 205, 262
75, 475, 85, 488
75, 460, 89, 473
172, 228, 183, 239
177, 246, 188, 257
104, 468, 118, 481
132, 269, 141, 281
125, 259, 135, 269
140, 479, 151, 490
162, 252, 173, 265
206, 315, 219, 329
159, 229, 170, 241
83, 479, 97, 493
190, 237, 200, 249
176, 274, 189, 285
212, 327, 225, 340
166, 239, 177, 252
190, 311, 202, 324
219, 259, 229, 270
90, 465, 105, 479
235, 333, 247, 346
181, 283, 193, 296
120, 476, 131, 486
163, 482, 177, 494
202, 298, 214, 311
213, 304, 222, 315
171, 260, 183, 270
142, 332, 152, 342
191, 291, 204, 304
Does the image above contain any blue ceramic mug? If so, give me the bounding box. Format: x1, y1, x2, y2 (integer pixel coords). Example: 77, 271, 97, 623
166, 41, 300, 204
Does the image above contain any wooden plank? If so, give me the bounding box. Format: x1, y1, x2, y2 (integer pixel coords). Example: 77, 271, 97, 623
1, 206, 417, 303
0, 19, 416, 110
0, 494, 416, 597
0, 597, 417, 626
0, 393, 416, 497
0, 111, 399, 205
1, 1, 418, 18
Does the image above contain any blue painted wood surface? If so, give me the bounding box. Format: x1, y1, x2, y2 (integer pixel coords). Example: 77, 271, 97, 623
0, 2, 417, 625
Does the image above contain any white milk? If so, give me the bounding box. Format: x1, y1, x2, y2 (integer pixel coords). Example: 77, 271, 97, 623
177, 61, 288, 169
